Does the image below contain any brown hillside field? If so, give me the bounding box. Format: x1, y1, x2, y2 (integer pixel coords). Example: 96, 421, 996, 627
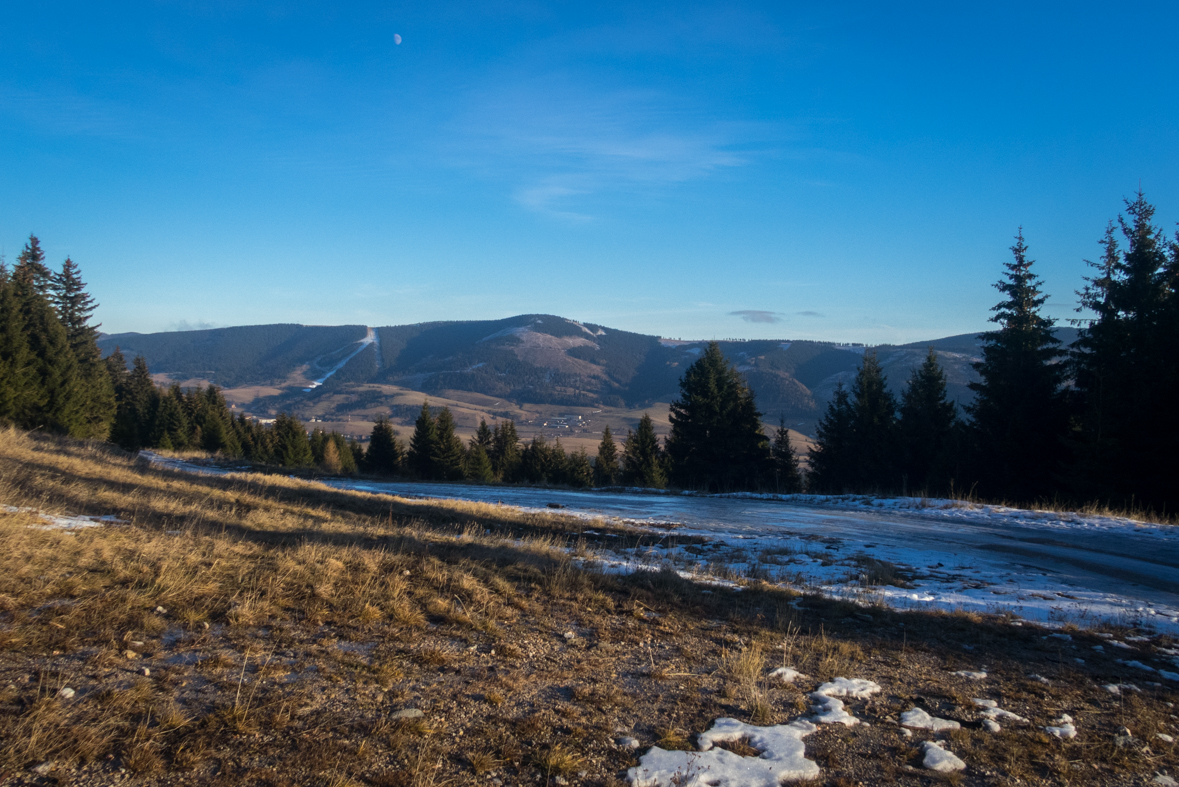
222, 381, 815, 460
0, 428, 1174, 786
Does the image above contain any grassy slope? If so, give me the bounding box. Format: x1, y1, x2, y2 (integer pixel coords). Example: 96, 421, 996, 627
0, 429, 1175, 786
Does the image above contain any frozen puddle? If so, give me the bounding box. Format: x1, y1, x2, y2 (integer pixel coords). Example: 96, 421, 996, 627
628, 718, 819, 786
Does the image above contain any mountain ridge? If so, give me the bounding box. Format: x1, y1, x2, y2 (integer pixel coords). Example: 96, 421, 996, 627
97, 315, 1079, 435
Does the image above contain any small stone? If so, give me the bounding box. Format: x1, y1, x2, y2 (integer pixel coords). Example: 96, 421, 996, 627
1117, 726, 1132, 737
900, 728, 912, 738
390, 708, 424, 720
155, 606, 167, 614
1157, 734, 1174, 744
202, 621, 210, 630
616, 736, 640, 749
141, 668, 151, 677
31, 762, 53, 776
123, 650, 139, 659
564, 631, 576, 640
554, 778, 568, 786
56, 687, 75, 700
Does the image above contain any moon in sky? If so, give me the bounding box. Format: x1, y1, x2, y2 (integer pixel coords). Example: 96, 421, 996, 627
393, 33, 402, 45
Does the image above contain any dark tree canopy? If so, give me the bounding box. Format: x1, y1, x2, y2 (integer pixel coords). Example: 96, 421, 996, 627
407, 402, 440, 479
622, 413, 666, 489
665, 342, 771, 491
770, 417, 804, 494
897, 348, 959, 494
809, 383, 855, 493
365, 416, 403, 476
968, 230, 1068, 500
1070, 193, 1179, 507
594, 426, 619, 486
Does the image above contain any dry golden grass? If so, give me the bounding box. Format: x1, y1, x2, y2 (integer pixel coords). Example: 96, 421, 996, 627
0, 427, 1176, 786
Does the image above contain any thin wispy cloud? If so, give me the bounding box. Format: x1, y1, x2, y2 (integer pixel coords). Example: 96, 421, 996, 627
445, 69, 771, 219
169, 320, 219, 332
513, 179, 594, 223
730, 310, 783, 324
796, 310, 824, 317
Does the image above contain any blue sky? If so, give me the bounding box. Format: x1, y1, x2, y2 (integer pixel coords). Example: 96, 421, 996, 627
2, 2, 1176, 343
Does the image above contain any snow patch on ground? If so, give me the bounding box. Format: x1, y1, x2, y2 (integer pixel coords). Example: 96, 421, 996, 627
970, 699, 1027, 724
900, 707, 960, 731
628, 718, 819, 787
1045, 714, 1077, 739
813, 677, 881, 699
2, 506, 127, 531
805, 677, 881, 726
921, 741, 966, 772
809, 694, 859, 726
768, 667, 804, 683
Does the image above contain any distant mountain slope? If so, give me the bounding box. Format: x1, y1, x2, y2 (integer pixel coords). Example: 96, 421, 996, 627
98, 324, 368, 388
98, 315, 1079, 433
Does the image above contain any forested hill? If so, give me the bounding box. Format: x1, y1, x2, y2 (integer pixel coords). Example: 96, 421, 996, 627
98, 314, 1075, 420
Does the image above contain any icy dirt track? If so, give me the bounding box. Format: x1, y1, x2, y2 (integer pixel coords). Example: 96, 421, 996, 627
328, 479, 1179, 634
139, 455, 1179, 635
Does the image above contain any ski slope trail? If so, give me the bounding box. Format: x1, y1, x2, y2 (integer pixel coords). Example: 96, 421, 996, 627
302, 327, 376, 391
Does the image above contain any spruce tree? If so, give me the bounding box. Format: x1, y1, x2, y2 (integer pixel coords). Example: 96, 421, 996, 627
521, 434, 556, 484
151, 388, 191, 449
434, 407, 467, 481
197, 386, 241, 456
465, 443, 495, 483
407, 402, 440, 479
665, 341, 771, 491
897, 348, 958, 494
15, 272, 86, 436
565, 447, 594, 488
490, 420, 521, 482
594, 426, 619, 486
622, 413, 666, 488
968, 230, 1067, 500
110, 356, 158, 450
365, 417, 403, 475
16, 235, 52, 297
848, 350, 899, 492
310, 428, 329, 464
770, 417, 804, 494
348, 437, 366, 472
1071, 194, 1177, 508
0, 272, 35, 425
809, 383, 855, 493
332, 433, 358, 474
473, 419, 493, 451
273, 413, 313, 467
